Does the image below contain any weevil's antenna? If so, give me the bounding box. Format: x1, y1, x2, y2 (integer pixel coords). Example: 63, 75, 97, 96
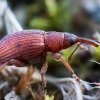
68, 42, 82, 63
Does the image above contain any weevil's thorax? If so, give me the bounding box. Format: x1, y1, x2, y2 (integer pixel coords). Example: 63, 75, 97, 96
45, 32, 78, 53
45, 32, 64, 53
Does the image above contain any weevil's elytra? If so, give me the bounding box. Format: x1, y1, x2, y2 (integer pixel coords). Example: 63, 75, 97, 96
0, 30, 45, 65
16, 44, 21, 47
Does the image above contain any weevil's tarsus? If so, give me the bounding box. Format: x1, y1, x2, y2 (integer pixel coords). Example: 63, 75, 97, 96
40, 61, 48, 97
72, 74, 80, 82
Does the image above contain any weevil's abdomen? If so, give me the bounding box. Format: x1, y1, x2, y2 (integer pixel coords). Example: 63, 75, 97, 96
0, 30, 45, 65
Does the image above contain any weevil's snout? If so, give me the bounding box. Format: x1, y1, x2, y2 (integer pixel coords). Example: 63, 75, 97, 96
75, 37, 99, 47
63, 33, 99, 49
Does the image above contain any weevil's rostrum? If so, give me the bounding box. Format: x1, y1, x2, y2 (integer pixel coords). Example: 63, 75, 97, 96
0, 29, 99, 66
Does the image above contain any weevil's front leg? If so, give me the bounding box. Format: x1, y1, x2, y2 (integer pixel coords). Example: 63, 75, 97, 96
53, 53, 80, 82
0, 59, 26, 71
40, 61, 48, 96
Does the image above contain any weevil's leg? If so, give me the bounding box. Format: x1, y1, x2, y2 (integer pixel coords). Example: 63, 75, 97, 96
68, 43, 82, 64
40, 61, 48, 96
54, 53, 80, 82
7, 59, 26, 67
0, 62, 9, 71
0, 59, 26, 71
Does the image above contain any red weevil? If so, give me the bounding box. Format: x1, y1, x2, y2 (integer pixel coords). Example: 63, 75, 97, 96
0, 29, 99, 95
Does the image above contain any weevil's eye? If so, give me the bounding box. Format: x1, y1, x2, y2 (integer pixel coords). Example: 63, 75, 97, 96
70, 37, 76, 45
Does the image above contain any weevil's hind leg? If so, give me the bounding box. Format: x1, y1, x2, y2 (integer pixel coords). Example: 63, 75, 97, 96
0, 62, 9, 71
54, 53, 80, 82
40, 61, 48, 96
7, 59, 26, 67
68, 43, 82, 64
0, 59, 26, 71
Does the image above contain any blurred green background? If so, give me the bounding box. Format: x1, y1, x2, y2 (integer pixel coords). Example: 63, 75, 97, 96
1, 0, 100, 82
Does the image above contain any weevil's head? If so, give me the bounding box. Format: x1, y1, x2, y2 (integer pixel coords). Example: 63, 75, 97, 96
62, 33, 78, 49
62, 33, 99, 49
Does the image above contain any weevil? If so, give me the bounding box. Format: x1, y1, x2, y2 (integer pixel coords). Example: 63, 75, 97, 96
0, 29, 99, 95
